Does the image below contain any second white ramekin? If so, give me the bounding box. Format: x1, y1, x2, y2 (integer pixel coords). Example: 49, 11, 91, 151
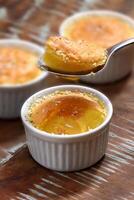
59, 10, 134, 83
0, 39, 48, 119
21, 85, 113, 172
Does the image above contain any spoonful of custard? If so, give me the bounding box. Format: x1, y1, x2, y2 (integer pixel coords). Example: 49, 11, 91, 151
39, 36, 107, 75
39, 36, 134, 77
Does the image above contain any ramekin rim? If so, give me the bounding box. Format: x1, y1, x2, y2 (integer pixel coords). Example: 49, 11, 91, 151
0, 38, 47, 89
59, 9, 134, 35
21, 85, 113, 140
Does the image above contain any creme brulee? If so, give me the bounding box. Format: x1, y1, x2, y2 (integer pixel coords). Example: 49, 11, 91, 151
28, 90, 106, 135
63, 15, 134, 48
0, 47, 42, 85
44, 36, 107, 74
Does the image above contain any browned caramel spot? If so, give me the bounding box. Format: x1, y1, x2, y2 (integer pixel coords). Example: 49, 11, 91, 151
63, 16, 134, 48
29, 91, 106, 135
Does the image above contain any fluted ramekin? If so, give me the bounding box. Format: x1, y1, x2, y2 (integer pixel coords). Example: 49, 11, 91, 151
21, 85, 113, 172
0, 39, 48, 119
59, 10, 134, 83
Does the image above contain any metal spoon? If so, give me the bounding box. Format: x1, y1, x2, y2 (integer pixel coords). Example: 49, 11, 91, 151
38, 38, 134, 78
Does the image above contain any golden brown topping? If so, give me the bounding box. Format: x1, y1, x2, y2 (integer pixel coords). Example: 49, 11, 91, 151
29, 91, 106, 135
0, 47, 42, 85
63, 16, 134, 48
44, 36, 107, 74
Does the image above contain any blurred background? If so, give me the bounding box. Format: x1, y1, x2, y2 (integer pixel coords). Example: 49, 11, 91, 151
0, 0, 134, 45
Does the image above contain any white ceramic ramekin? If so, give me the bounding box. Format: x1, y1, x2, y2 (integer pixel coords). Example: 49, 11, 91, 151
21, 85, 113, 172
0, 39, 48, 119
59, 10, 134, 83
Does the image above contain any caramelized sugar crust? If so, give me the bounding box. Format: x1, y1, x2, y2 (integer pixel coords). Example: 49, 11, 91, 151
29, 91, 106, 135
64, 16, 134, 48
44, 36, 107, 73
0, 47, 42, 85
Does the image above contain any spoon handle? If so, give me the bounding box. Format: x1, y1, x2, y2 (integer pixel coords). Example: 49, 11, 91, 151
108, 37, 134, 54
92, 37, 134, 82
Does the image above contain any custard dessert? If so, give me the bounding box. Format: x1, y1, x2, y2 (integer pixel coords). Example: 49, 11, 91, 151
28, 90, 106, 135
62, 15, 134, 48
44, 36, 107, 74
0, 47, 42, 85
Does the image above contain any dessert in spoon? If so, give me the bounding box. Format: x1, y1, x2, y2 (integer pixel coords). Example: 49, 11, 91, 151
39, 36, 134, 77
39, 36, 107, 75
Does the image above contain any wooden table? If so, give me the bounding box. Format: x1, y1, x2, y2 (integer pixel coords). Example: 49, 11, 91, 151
0, 0, 134, 199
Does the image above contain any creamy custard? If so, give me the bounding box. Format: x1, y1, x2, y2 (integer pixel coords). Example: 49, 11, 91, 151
63, 16, 134, 48
0, 47, 42, 85
29, 90, 106, 135
44, 36, 107, 74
